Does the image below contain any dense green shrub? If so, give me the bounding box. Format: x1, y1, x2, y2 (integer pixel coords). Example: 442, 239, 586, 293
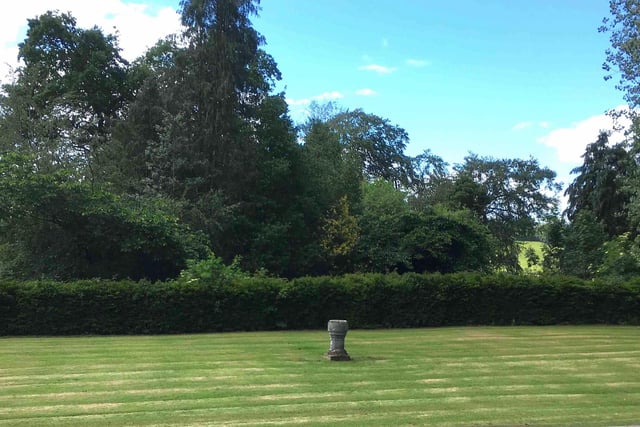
0, 153, 210, 281
1, 273, 638, 335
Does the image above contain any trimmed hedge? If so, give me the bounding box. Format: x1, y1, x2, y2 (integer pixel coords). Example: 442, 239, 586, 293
1, 273, 639, 335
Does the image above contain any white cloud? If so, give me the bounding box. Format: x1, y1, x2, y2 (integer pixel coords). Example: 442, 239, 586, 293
359, 64, 396, 74
0, 1, 182, 81
313, 91, 343, 101
381, 38, 389, 48
406, 58, 430, 67
512, 121, 552, 131
286, 91, 343, 124
286, 91, 343, 107
355, 88, 377, 96
538, 106, 632, 164
512, 121, 533, 131
286, 97, 311, 106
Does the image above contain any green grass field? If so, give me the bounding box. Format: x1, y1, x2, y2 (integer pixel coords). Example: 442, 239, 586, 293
1, 326, 639, 426
518, 240, 546, 272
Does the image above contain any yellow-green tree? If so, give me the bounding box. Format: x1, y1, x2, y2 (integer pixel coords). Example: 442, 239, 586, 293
321, 196, 360, 271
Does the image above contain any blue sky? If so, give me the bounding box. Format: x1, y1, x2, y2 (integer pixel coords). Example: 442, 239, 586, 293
0, 0, 629, 191
252, 0, 627, 184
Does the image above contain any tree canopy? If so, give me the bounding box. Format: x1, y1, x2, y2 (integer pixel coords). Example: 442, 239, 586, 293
0, 1, 589, 281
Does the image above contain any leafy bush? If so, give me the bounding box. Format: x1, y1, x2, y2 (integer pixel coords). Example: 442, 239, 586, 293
597, 233, 640, 280
1, 273, 639, 335
0, 153, 209, 281
354, 182, 496, 274
178, 254, 249, 285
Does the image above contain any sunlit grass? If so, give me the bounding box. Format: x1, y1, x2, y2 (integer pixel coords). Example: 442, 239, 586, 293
518, 240, 545, 272
1, 326, 639, 426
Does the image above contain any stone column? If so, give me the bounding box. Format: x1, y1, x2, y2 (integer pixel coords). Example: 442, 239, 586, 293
325, 319, 351, 361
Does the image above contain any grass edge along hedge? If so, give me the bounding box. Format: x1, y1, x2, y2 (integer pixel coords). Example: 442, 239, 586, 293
1, 273, 639, 335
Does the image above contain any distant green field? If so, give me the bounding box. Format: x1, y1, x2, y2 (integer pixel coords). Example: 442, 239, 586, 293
518, 240, 545, 272
1, 326, 639, 426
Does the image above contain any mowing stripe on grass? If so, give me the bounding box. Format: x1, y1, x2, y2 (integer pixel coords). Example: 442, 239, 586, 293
1, 326, 639, 426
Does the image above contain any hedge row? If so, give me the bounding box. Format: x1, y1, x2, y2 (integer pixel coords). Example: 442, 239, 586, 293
1, 273, 639, 335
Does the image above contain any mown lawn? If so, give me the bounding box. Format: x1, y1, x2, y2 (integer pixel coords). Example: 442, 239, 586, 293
1, 326, 639, 426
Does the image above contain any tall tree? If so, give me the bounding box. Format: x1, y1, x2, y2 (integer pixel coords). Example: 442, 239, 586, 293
560, 211, 607, 278
599, 0, 640, 235
158, 0, 278, 201
297, 118, 362, 275
328, 109, 415, 188
106, 37, 182, 194
354, 180, 412, 272
1, 3, 328, 279
0, 11, 131, 179
600, 0, 640, 111
409, 150, 450, 196
241, 93, 309, 276
115, 0, 303, 273
451, 154, 561, 270
122, 0, 276, 201
564, 131, 633, 237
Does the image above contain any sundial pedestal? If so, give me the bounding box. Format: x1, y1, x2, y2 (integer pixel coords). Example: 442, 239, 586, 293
325, 319, 351, 361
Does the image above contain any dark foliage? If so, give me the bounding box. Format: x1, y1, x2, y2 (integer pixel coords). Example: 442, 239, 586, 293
1, 273, 638, 335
